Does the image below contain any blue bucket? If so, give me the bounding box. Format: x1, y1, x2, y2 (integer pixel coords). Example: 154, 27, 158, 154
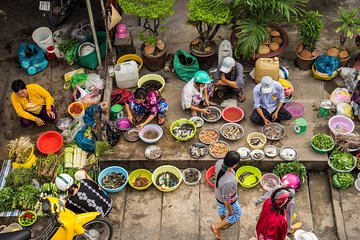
98, 166, 128, 193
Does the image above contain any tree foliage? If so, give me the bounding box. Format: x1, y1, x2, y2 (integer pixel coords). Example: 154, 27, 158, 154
334, 6, 360, 48
297, 10, 324, 52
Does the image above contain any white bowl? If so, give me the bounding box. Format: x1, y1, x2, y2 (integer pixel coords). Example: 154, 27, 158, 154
355, 179, 360, 192
264, 145, 279, 158
189, 116, 204, 128
237, 147, 251, 159
251, 149, 265, 161
280, 146, 298, 161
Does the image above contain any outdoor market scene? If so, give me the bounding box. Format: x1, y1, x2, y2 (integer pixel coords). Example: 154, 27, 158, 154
0, 0, 360, 240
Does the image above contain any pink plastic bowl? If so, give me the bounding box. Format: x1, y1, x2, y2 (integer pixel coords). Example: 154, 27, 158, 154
115, 117, 131, 131
222, 106, 244, 123
284, 101, 305, 118
37, 131, 63, 154
328, 115, 354, 135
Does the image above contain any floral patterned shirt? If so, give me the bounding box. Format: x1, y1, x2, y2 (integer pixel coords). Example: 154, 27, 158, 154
127, 90, 164, 116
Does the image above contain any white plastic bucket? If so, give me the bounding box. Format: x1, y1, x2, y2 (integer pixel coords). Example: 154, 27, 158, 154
114, 60, 139, 88
32, 27, 54, 52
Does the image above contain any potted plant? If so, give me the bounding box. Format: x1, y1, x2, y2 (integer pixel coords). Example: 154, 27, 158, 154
295, 10, 324, 69
326, 6, 360, 67
214, 0, 306, 63
118, 0, 175, 71
187, 0, 232, 70
7, 136, 36, 169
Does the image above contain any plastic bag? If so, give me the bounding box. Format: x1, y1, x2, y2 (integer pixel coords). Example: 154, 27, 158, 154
61, 118, 85, 143
65, 42, 80, 65
314, 56, 340, 76
78, 88, 102, 109
64, 68, 84, 82
75, 125, 95, 152
71, 21, 92, 42
220, 99, 237, 108
70, 73, 88, 90
173, 50, 199, 82
340, 67, 358, 92
337, 102, 354, 118
85, 74, 104, 90
330, 87, 351, 106
18, 43, 48, 75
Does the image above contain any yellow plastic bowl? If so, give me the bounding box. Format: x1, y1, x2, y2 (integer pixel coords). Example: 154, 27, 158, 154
170, 118, 197, 141
138, 74, 165, 92
246, 132, 267, 149
12, 147, 36, 169
312, 64, 338, 81
68, 102, 85, 117
236, 166, 262, 189
128, 169, 153, 190
152, 165, 182, 192
117, 54, 143, 72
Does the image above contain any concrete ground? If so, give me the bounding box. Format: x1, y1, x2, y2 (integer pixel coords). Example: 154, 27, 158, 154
0, 0, 359, 239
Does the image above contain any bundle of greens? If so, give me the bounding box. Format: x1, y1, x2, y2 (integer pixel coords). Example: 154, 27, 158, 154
12, 185, 40, 210
332, 173, 354, 189
311, 134, 334, 150
36, 154, 63, 182
5, 168, 35, 188
0, 187, 14, 212
272, 161, 307, 182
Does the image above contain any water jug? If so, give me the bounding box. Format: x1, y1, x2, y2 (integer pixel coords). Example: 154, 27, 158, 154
255, 57, 279, 83
218, 40, 232, 67
114, 60, 139, 88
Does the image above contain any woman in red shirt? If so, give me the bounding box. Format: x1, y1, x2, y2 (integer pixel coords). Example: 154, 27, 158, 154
256, 187, 295, 240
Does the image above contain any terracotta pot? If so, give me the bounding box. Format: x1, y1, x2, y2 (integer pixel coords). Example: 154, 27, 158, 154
339, 54, 351, 67
230, 23, 289, 65
141, 42, 167, 72
189, 39, 217, 70
356, 34, 360, 47
295, 47, 318, 70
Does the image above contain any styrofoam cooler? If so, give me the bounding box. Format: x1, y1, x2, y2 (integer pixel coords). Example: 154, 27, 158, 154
114, 60, 139, 88
32, 27, 54, 53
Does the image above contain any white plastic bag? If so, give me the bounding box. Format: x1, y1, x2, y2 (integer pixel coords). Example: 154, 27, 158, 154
85, 74, 104, 90
330, 87, 351, 106
337, 102, 354, 119
62, 118, 85, 143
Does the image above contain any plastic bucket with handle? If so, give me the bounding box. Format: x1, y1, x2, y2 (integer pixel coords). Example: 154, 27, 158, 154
32, 27, 54, 53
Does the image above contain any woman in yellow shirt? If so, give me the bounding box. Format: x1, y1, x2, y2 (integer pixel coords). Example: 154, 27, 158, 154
11, 79, 57, 127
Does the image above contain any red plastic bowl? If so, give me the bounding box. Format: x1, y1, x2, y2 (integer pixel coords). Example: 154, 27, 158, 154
37, 131, 63, 154
222, 106, 244, 123
206, 165, 216, 188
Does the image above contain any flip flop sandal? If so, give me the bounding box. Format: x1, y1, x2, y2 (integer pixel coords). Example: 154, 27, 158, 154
210, 225, 221, 240
289, 221, 303, 234
238, 93, 246, 102
158, 117, 165, 125
221, 224, 233, 230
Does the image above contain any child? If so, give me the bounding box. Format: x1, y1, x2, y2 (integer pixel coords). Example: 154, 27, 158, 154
125, 88, 168, 130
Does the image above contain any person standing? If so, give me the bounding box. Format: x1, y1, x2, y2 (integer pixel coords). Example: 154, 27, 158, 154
250, 76, 292, 125
213, 57, 246, 102
181, 70, 212, 117
211, 151, 243, 240
256, 187, 295, 240
11, 79, 57, 128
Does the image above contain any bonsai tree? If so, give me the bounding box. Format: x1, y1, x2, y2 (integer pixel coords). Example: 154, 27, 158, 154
187, 0, 232, 53
297, 10, 324, 59
327, 6, 360, 61
118, 0, 175, 55
208, 0, 307, 60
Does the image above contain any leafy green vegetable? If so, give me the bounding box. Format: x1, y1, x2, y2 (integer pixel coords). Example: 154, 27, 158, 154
12, 185, 40, 210
5, 168, 35, 188
0, 187, 15, 212
57, 39, 79, 54
95, 141, 112, 157
272, 161, 307, 182
329, 150, 355, 171
332, 173, 354, 189
311, 134, 334, 150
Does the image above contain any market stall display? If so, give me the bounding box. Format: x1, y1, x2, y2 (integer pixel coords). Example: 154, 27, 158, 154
201, 106, 221, 122
260, 173, 281, 191
250, 149, 265, 161
144, 145, 162, 160
7, 136, 36, 169
328, 150, 357, 173
221, 106, 244, 123
98, 166, 128, 193
170, 118, 196, 141
262, 123, 285, 140
128, 169, 152, 190
37, 131, 63, 154
237, 147, 251, 159
310, 134, 335, 153
264, 145, 279, 158
152, 165, 182, 192
198, 129, 220, 144
139, 124, 163, 144
188, 143, 208, 159
18, 211, 37, 227
220, 123, 244, 141
182, 168, 201, 185
328, 115, 354, 135
189, 116, 204, 128
209, 141, 230, 159
124, 129, 140, 142
236, 166, 262, 189
279, 146, 298, 161
246, 132, 267, 149
332, 173, 354, 189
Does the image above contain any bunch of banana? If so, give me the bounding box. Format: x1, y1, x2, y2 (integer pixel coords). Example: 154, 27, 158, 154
41, 182, 58, 196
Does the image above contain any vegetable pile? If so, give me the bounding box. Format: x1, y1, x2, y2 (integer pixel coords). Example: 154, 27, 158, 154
311, 134, 334, 150
272, 161, 307, 182
5, 168, 35, 188
7, 136, 34, 163
329, 150, 355, 171
332, 173, 354, 189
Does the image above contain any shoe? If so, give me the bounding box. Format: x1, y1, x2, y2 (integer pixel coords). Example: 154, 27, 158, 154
289, 221, 303, 234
